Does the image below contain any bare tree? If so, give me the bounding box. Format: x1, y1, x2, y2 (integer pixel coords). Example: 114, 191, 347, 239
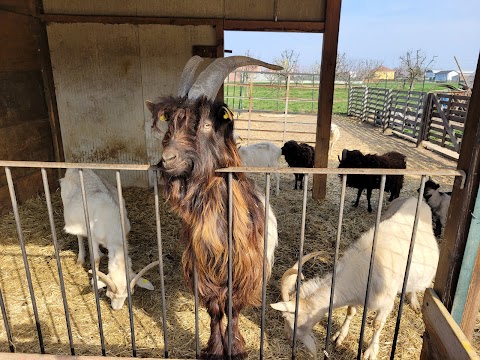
355, 59, 383, 84
274, 49, 300, 82
335, 53, 357, 87
399, 50, 434, 91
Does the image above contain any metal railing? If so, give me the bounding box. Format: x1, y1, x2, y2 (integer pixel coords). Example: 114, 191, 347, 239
0, 160, 466, 359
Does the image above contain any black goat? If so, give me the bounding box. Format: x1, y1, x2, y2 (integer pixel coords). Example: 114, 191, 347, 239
281, 140, 315, 190
338, 149, 406, 212
418, 179, 451, 237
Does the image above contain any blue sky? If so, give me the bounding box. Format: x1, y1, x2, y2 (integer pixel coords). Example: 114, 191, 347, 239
225, 0, 480, 72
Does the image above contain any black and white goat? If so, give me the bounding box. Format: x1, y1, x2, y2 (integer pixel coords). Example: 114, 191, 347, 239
271, 197, 439, 360
338, 149, 406, 212
60, 168, 157, 310
419, 178, 451, 237
281, 140, 315, 190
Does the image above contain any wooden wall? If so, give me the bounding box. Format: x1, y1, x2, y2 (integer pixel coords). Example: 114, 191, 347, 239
0, 1, 57, 214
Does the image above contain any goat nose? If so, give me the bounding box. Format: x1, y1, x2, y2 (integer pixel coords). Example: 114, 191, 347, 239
162, 150, 177, 165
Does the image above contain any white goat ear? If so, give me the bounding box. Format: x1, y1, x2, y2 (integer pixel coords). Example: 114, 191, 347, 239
136, 277, 154, 290
145, 100, 155, 114
271, 301, 296, 313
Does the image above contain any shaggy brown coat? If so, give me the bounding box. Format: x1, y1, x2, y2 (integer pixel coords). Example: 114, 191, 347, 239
149, 96, 271, 359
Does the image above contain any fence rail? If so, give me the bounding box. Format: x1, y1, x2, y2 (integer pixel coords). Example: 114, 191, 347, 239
348, 87, 470, 155
0, 161, 467, 359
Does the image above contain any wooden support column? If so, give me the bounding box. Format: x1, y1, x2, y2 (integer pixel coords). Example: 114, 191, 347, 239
421, 52, 480, 358
312, 0, 342, 200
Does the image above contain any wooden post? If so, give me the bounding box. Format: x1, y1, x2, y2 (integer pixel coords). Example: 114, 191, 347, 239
247, 79, 253, 145
425, 53, 480, 349
312, 0, 342, 200
417, 93, 432, 147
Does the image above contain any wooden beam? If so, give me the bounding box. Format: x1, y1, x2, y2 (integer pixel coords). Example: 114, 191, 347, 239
41, 14, 223, 26
433, 52, 480, 310
312, 0, 341, 199
420, 288, 480, 360
224, 19, 324, 33
215, 20, 225, 102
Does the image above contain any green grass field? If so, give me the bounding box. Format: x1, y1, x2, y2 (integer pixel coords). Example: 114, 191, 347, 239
224, 81, 454, 115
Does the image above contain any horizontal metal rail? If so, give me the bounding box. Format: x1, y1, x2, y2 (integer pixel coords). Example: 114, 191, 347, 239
0, 161, 153, 171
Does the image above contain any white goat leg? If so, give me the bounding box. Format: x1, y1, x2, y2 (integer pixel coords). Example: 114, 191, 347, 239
332, 305, 357, 346
77, 235, 85, 265
363, 299, 393, 360
407, 292, 420, 312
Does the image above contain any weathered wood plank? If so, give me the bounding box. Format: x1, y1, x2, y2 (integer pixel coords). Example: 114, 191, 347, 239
313, 0, 342, 199
0, 10, 40, 71
0, 71, 47, 129
420, 288, 479, 360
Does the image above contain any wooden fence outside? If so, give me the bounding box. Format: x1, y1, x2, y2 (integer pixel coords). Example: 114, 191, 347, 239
348, 86, 470, 155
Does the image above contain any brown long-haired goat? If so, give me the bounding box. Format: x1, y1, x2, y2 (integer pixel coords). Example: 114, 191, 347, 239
146, 56, 281, 359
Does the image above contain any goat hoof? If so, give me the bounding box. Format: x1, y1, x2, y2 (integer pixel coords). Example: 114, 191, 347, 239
368, 208, 373, 213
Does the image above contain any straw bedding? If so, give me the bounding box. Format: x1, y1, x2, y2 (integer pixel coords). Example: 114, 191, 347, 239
0, 115, 473, 359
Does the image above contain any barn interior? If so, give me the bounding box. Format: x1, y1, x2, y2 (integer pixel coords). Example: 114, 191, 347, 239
1, 0, 479, 359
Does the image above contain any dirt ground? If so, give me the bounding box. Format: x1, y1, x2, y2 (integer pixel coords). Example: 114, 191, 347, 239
0, 114, 476, 359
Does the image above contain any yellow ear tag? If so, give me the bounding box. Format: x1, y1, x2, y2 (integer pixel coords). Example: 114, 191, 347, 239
222, 107, 233, 121
159, 115, 166, 121
223, 112, 229, 119
142, 279, 148, 284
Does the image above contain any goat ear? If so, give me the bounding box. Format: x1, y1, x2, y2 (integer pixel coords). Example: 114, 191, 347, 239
145, 100, 156, 114
136, 277, 154, 290
219, 106, 234, 123
271, 301, 296, 313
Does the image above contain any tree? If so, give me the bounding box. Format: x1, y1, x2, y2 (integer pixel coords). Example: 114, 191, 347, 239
273, 49, 300, 82
355, 59, 383, 83
398, 50, 435, 91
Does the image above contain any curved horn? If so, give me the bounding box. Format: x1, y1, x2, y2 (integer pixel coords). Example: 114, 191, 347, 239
94, 270, 117, 293
130, 260, 160, 290
337, 155, 341, 162
188, 56, 283, 101
341, 149, 348, 161
177, 56, 204, 97
280, 251, 323, 301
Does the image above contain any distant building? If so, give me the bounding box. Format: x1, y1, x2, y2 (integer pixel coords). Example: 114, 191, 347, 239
372, 66, 395, 81
459, 71, 476, 89
434, 70, 459, 82
425, 69, 441, 81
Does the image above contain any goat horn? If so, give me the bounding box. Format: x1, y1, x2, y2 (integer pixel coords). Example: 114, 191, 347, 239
188, 56, 283, 101
280, 251, 323, 302
341, 149, 348, 161
177, 56, 204, 97
94, 270, 118, 293
130, 260, 160, 291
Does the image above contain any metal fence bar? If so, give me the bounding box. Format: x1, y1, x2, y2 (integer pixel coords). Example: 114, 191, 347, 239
227, 172, 233, 359
357, 175, 386, 360
259, 173, 271, 360
0, 161, 151, 171
390, 175, 426, 359
324, 174, 347, 357
0, 287, 14, 352
153, 169, 169, 358
40, 168, 75, 355
291, 174, 309, 360
115, 171, 137, 357
78, 169, 106, 356
5, 167, 45, 354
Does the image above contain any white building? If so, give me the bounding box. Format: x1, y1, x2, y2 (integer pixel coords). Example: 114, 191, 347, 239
425, 69, 441, 81
434, 70, 459, 82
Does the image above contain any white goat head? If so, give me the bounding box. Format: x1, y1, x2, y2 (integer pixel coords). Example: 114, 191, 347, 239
93, 261, 158, 310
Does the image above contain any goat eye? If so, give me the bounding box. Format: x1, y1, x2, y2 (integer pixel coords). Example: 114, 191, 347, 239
203, 122, 212, 131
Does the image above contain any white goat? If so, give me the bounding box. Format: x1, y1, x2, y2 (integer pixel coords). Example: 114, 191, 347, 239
271, 197, 439, 360
60, 168, 157, 310
238, 142, 282, 196
329, 123, 340, 156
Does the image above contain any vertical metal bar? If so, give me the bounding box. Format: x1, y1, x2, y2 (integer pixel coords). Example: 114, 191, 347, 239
324, 175, 347, 357
153, 170, 169, 358
259, 173, 271, 360
248, 80, 253, 145
292, 174, 309, 360
227, 172, 233, 359
283, 75, 291, 144
390, 175, 426, 359
115, 171, 136, 357
357, 175, 386, 360
78, 169, 106, 356
41, 168, 75, 355
5, 167, 45, 354
193, 258, 200, 359
0, 287, 14, 352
